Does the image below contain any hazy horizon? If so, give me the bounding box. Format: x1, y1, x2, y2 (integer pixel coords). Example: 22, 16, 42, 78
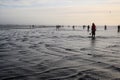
0, 0, 120, 25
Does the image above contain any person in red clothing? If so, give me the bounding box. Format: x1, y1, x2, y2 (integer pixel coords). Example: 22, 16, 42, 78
91, 23, 96, 38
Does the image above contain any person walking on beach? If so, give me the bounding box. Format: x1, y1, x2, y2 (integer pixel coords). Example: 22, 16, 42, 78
91, 23, 96, 38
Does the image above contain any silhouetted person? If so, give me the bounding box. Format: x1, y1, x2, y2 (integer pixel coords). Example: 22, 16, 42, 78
87, 25, 90, 32
72, 25, 75, 30
91, 23, 96, 38
31, 25, 34, 28
118, 25, 120, 32
56, 25, 61, 31
104, 25, 107, 30
83, 25, 85, 29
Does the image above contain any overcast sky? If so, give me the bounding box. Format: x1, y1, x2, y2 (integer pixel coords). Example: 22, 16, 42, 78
0, 0, 120, 25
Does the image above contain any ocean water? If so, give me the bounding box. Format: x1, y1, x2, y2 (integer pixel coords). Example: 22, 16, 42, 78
0, 25, 120, 80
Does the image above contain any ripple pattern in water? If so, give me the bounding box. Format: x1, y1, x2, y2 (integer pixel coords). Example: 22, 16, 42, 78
0, 26, 120, 80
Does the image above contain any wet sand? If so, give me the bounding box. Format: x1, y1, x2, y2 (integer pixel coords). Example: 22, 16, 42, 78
0, 26, 120, 80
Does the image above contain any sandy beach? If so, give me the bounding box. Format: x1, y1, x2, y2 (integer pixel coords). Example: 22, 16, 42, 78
0, 26, 120, 80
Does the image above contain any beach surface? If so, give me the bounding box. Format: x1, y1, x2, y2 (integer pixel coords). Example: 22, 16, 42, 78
0, 26, 120, 80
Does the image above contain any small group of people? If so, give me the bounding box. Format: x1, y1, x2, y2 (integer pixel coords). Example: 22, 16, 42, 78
56, 23, 120, 39
56, 23, 97, 38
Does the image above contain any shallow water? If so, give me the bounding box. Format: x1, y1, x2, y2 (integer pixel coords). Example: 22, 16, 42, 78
0, 26, 120, 80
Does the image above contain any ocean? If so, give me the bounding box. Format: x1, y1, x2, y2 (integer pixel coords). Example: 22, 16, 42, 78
0, 25, 120, 80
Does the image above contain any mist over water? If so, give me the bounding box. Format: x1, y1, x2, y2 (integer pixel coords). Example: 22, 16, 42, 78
0, 25, 120, 80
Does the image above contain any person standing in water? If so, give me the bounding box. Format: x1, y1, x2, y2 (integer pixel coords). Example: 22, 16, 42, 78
104, 25, 107, 30
91, 23, 96, 38
118, 25, 120, 32
87, 25, 90, 32
72, 25, 75, 30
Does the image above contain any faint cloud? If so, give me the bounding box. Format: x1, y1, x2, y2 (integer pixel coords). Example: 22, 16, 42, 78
1, 0, 120, 8
0, 0, 56, 7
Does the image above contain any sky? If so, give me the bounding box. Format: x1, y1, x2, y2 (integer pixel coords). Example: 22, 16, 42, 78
0, 0, 120, 25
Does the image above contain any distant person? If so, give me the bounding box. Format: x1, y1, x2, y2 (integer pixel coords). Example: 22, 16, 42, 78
83, 25, 85, 29
87, 25, 90, 32
118, 25, 120, 32
32, 25, 34, 28
91, 23, 96, 38
56, 25, 59, 31
104, 25, 107, 30
72, 25, 75, 30
56, 25, 60, 31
